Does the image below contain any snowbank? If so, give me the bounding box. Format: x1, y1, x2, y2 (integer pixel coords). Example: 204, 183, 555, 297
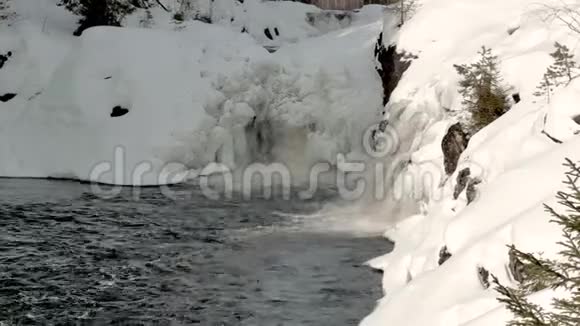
363, 0, 580, 325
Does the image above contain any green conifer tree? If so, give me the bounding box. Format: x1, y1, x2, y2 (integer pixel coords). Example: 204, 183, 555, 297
534, 42, 579, 103
60, 0, 150, 35
551, 42, 578, 84
494, 158, 580, 326
454, 46, 510, 134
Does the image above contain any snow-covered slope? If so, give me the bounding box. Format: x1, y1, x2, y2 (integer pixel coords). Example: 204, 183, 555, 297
362, 0, 580, 325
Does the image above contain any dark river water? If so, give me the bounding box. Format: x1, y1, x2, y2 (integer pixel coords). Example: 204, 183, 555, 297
0, 179, 390, 326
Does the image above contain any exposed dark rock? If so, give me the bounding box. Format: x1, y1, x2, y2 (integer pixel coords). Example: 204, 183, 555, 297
466, 178, 481, 204
508, 247, 525, 283
0, 93, 17, 102
274, 27, 279, 36
507, 26, 520, 35
441, 122, 469, 176
369, 129, 379, 153
0, 51, 12, 70
241, 27, 248, 33
264, 46, 279, 53
512, 93, 521, 104
378, 120, 388, 132
308, 122, 317, 132
374, 33, 415, 106
110, 106, 129, 117
477, 266, 490, 289
335, 13, 349, 21
453, 167, 481, 204
453, 168, 471, 200
573, 115, 580, 125
368, 119, 391, 153
104, 76, 112, 80
173, 12, 184, 22
438, 246, 452, 266
264, 28, 274, 40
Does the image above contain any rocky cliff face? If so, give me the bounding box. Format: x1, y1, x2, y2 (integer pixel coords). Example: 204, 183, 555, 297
373, 32, 413, 106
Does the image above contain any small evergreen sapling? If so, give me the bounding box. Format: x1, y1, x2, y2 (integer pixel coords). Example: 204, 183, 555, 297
550, 42, 578, 84
494, 158, 580, 326
533, 73, 555, 104
454, 46, 510, 134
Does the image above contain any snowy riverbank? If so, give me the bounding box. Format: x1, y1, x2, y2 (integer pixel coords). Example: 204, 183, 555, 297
362, 0, 580, 325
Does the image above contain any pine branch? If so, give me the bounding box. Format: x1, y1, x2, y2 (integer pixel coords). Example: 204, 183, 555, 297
510, 244, 568, 290
493, 275, 551, 326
